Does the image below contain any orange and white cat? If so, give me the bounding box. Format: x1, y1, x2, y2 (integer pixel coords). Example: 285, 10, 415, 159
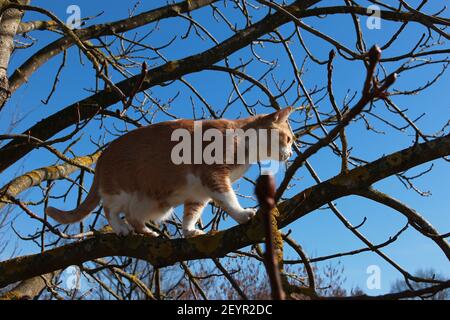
46, 107, 294, 238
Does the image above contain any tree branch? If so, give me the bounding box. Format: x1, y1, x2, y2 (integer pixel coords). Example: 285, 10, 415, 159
0, 151, 100, 211
0, 0, 320, 174
1, 133, 448, 289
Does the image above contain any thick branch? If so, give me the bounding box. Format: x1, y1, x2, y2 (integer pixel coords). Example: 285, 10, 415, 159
1, 133, 448, 288
0, 0, 320, 174
8, 0, 219, 93
0, 272, 56, 300
0, 0, 29, 108
0, 151, 100, 211
279, 133, 450, 226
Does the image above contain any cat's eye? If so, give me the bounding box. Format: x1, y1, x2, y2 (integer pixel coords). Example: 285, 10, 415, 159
287, 136, 292, 143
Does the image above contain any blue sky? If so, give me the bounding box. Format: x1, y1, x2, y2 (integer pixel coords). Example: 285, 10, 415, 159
0, 0, 449, 296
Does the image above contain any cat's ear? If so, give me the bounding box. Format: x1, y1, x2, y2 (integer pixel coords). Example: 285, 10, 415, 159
265, 107, 293, 123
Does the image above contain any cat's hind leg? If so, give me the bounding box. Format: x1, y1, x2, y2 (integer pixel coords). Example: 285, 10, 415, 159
182, 201, 207, 238
127, 218, 158, 237
104, 206, 132, 236
125, 194, 160, 237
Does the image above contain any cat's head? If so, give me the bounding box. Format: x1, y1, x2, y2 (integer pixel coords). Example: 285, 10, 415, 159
250, 107, 295, 162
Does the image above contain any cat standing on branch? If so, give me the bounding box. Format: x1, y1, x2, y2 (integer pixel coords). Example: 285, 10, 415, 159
46, 107, 295, 238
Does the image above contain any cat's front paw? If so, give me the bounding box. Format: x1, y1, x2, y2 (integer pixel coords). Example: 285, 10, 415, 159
234, 208, 257, 224
183, 229, 206, 238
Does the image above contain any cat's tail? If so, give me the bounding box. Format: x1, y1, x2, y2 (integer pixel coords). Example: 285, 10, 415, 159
45, 173, 100, 224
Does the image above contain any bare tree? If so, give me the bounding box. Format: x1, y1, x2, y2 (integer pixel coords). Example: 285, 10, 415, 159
0, 0, 449, 300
